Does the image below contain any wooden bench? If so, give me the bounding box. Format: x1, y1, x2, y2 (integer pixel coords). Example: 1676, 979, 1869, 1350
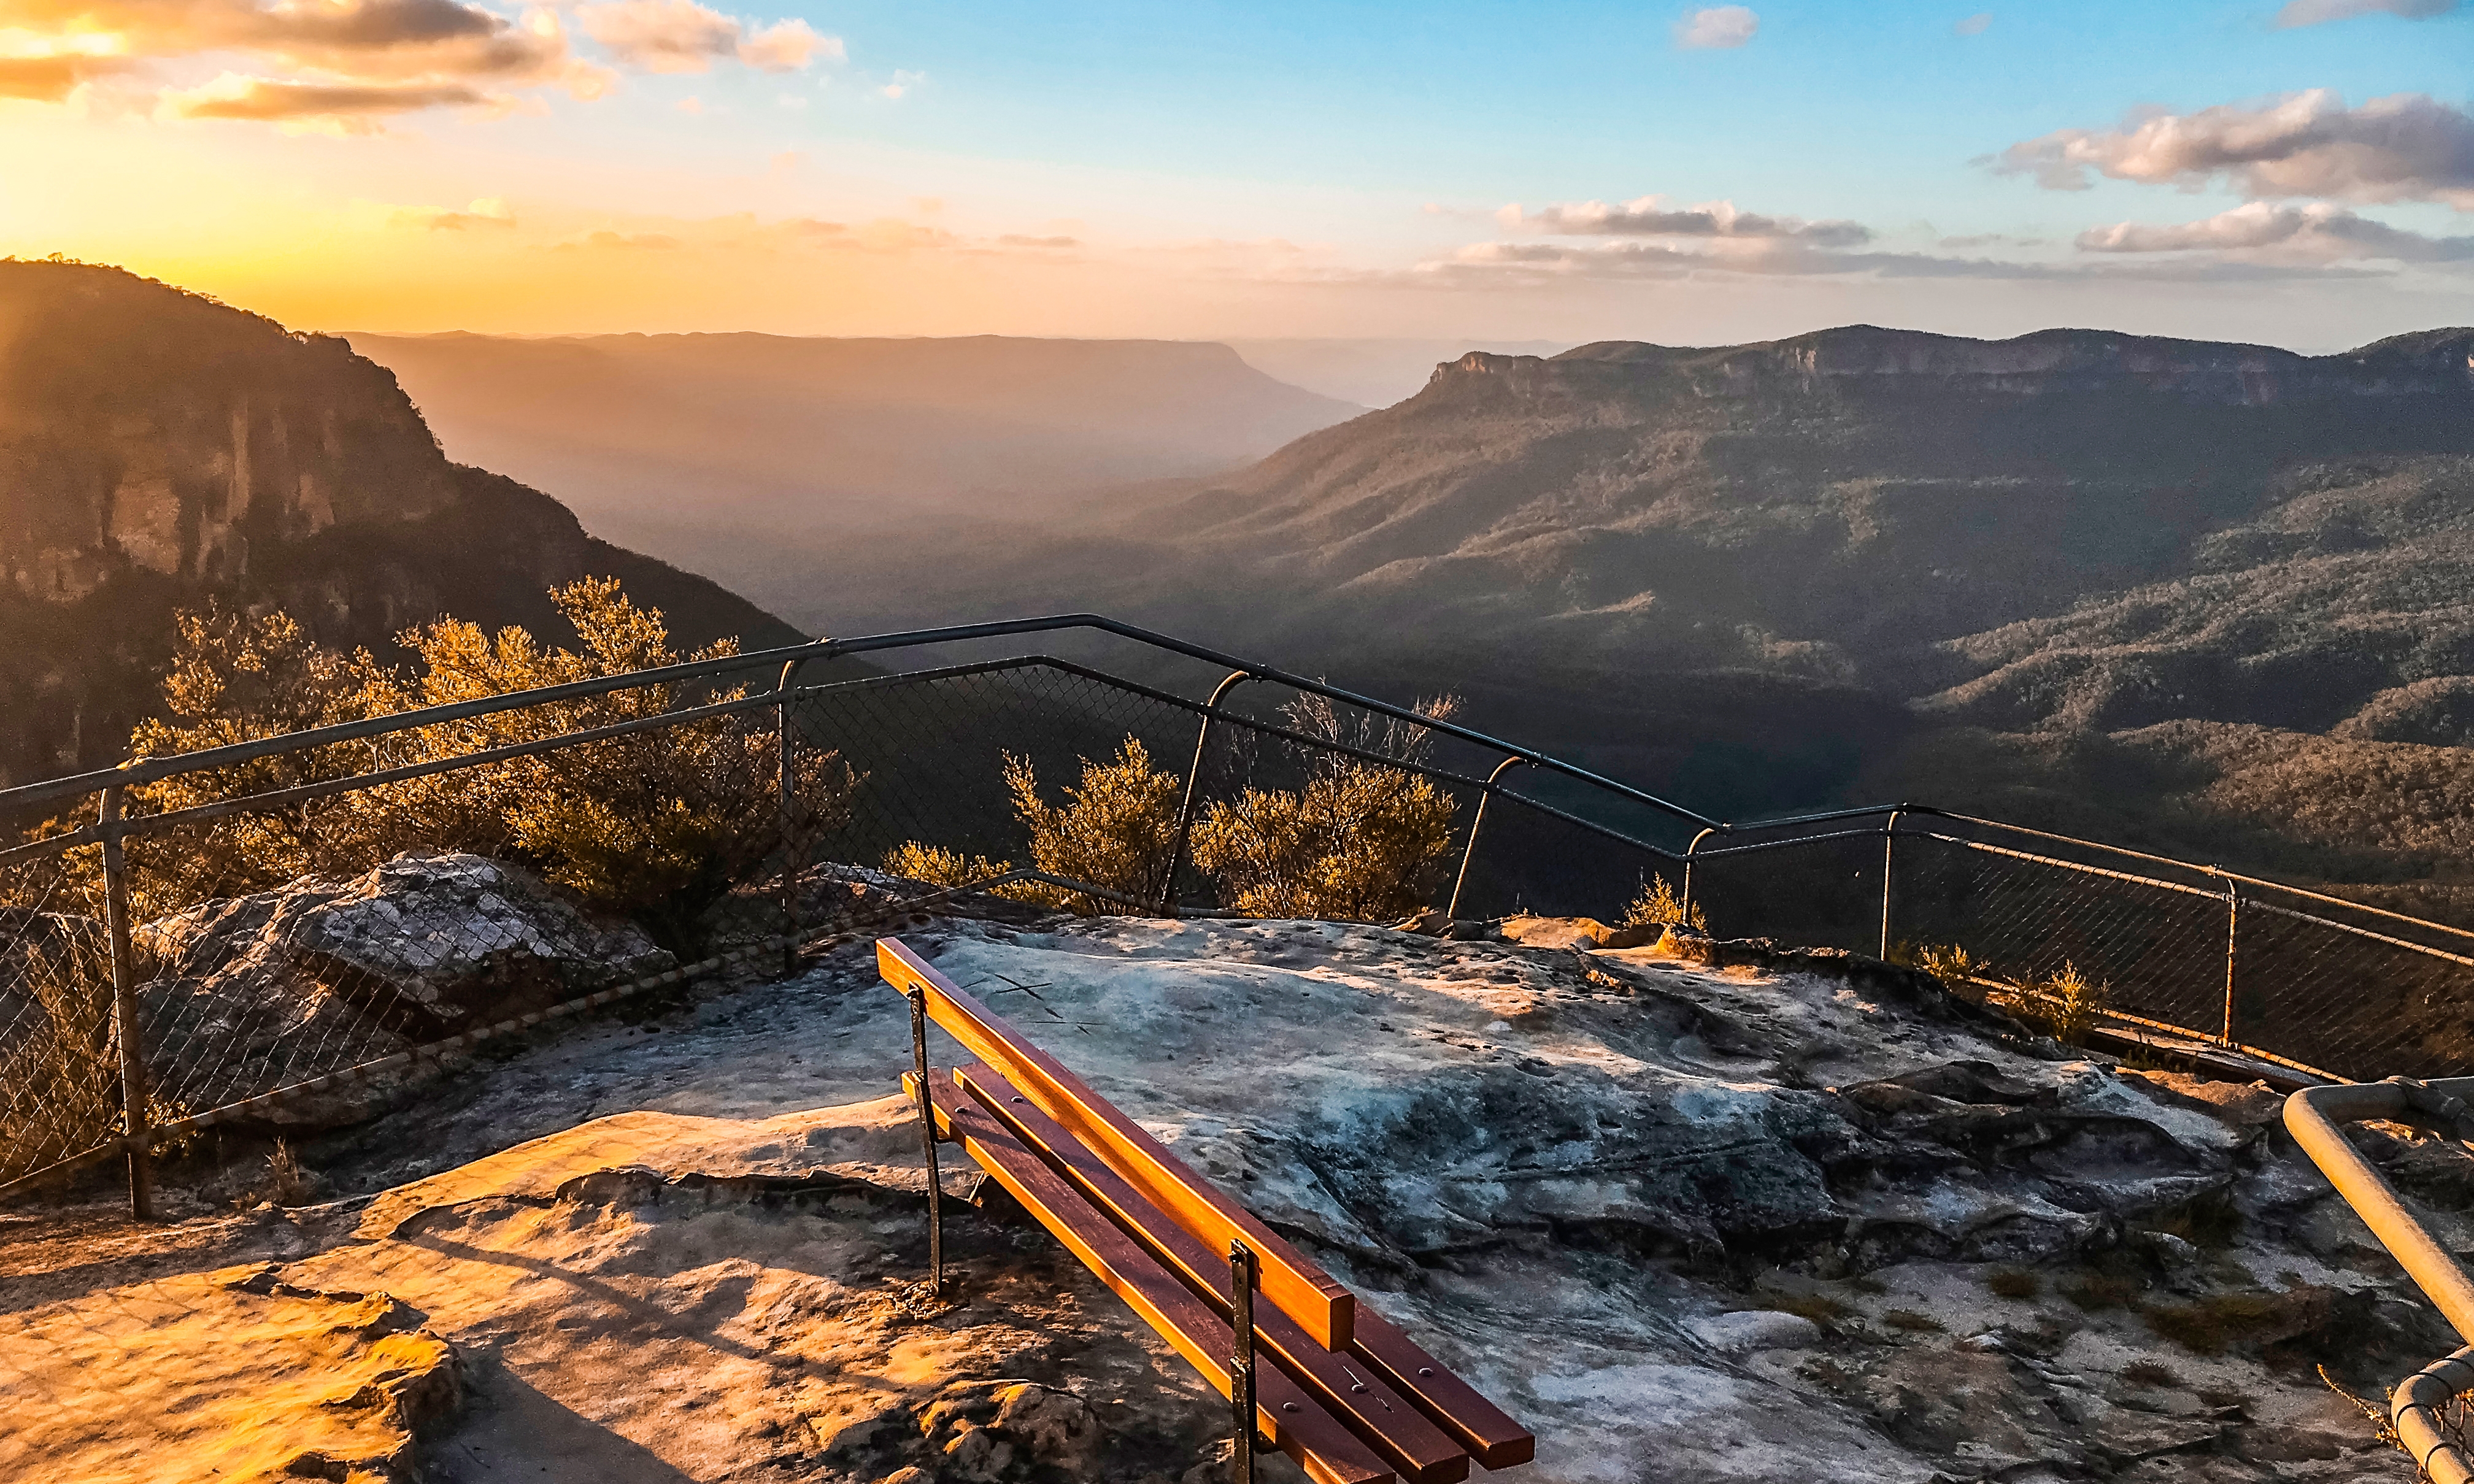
878, 937, 1533, 1483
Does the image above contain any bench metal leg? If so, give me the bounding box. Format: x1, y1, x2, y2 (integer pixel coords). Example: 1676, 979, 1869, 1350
909, 988, 944, 1296
1231, 1240, 1257, 1483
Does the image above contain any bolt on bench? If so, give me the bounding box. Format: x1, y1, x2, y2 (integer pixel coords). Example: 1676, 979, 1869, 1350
877, 938, 1534, 1483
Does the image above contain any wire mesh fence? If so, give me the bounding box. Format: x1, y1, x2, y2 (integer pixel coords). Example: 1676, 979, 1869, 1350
9, 616, 2474, 1212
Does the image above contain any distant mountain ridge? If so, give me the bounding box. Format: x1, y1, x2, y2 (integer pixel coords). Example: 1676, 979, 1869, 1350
0, 263, 803, 785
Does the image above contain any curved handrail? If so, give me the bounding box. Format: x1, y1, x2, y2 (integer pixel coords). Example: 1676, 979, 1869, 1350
2286, 1078, 2474, 1484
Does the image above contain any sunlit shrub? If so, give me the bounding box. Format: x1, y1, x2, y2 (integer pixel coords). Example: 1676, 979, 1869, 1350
1621, 874, 1707, 932
1002, 737, 1182, 914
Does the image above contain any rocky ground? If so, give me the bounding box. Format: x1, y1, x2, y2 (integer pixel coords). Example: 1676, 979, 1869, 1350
3, 902, 2462, 1483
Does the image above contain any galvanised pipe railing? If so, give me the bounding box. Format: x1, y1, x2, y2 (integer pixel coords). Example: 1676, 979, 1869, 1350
2286, 1078, 2474, 1484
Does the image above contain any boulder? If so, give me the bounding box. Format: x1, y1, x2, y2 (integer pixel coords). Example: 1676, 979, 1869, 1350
131, 853, 669, 1125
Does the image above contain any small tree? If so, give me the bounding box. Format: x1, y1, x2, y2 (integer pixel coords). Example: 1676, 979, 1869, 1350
1003, 737, 1182, 913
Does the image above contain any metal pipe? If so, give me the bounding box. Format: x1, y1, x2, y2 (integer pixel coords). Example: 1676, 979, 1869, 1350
1679, 827, 1717, 928
98, 785, 152, 1221
1158, 671, 1252, 912
1230, 1239, 1258, 1484
1879, 809, 1903, 961
2286, 1077, 2474, 1484
776, 657, 811, 977
909, 988, 944, 1296
2221, 875, 2240, 1048
1447, 756, 1528, 921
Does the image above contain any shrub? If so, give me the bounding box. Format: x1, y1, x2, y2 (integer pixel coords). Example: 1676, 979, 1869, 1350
1189, 693, 1460, 922
1893, 941, 1984, 989
1002, 737, 1182, 914
1989, 960, 2111, 1045
883, 842, 1017, 890
1622, 874, 1706, 932
22, 579, 856, 949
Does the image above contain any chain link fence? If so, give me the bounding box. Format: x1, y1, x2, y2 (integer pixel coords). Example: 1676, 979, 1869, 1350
8, 615, 2474, 1213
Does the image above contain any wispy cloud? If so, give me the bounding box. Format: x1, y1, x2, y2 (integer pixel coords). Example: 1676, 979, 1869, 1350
1674, 6, 1759, 49
2078, 201, 2474, 261
575, 0, 836, 75
1500, 194, 1871, 247
1953, 12, 1993, 35
2272, 0, 2454, 27
392, 196, 518, 228
1988, 90, 2474, 209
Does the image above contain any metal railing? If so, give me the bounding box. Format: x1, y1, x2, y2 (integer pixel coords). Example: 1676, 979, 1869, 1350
6, 612, 2473, 1217
2287, 1078, 2474, 1484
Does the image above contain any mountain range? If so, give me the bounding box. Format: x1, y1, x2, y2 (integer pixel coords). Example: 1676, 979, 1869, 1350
12, 264, 2473, 913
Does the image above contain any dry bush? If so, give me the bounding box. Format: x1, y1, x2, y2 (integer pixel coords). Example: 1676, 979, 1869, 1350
1986, 1268, 2040, 1300
1189, 693, 1459, 922
1001, 737, 1182, 914
18, 579, 855, 949
1622, 874, 1707, 932
1989, 961, 2111, 1045
1893, 940, 1984, 989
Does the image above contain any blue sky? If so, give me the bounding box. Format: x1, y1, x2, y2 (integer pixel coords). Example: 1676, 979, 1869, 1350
4, 0, 2469, 343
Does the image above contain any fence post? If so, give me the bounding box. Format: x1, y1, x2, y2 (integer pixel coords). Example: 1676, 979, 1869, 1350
1447, 756, 1528, 921
1879, 809, 1903, 961
776, 658, 809, 977
1157, 670, 1251, 913
2221, 875, 2239, 1048
908, 988, 944, 1296
1229, 1239, 1258, 1484
98, 785, 153, 1221
1679, 826, 1717, 929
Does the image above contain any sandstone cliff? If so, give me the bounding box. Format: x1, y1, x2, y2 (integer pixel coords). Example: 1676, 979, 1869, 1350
0, 262, 803, 785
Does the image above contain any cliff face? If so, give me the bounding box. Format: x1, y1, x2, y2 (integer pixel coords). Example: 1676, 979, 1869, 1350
0, 264, 453, 603
0, 263, 803, 786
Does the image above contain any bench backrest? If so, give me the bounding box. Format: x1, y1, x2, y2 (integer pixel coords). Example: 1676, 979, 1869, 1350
877, 937, 1358, 1349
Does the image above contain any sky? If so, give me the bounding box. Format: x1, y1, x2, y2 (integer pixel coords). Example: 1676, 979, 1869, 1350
2, 0, 2472, 347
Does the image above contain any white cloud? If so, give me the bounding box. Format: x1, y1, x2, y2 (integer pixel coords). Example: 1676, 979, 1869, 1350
2077, 201, 2474, 261
1500, 194, 1871, 247
1989, 90, 2474, 209
2273, 0, 2453, 26
1674, 6, 1759, 48
575, 0, 837, 74
1953, 12, 1992, 35
879, 67, 923, 98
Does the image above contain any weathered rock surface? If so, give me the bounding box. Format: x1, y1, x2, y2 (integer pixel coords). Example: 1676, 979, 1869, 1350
6, 908, 2454, 1482
133, 852, 671, 1124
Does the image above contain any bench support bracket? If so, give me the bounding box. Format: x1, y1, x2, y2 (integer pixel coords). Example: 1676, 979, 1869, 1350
909, 987, 944, 1296
1232, 1239, 1258, 1484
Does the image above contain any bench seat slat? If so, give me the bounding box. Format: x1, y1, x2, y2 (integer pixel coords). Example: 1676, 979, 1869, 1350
1347, 1307, 1535, 1469
953, 1062, 1472, 1484
910, 1077, 1396, 1484
881, 937, 1358, 1350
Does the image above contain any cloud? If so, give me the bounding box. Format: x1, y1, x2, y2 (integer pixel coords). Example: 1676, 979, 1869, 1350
1500, 194, 1872, 247
995, 234, 1079, 248
392, 194, 517, 228
1989, 90, 2474, 208
2273, 0, 2454, 26
2077, 201, 2474, 261
879, 67, 923, 98
0, 53, 130, 101
1954, 12, 1992, 34
574, 0, 835, 74
163, 73, 492, 129
1674, 6, 1758, 48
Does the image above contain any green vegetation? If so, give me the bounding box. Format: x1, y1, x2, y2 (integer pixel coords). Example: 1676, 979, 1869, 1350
1003, 738, 1184, 913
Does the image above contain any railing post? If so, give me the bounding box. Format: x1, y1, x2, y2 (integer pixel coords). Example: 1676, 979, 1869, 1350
2221, 874, 2239, 1048
1229, 1239, 1258, 1484
776, 658, 811, 978
1447, 756, 1528, 921
1157, 670, 1251, 913
98, 785, 153, 1221
908, 988, 944, 1296
1879, 809, 1903, 961
1679, 826, 1717, 929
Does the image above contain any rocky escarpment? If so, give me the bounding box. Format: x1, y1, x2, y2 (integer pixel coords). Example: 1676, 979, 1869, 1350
0, 261, 805, 785
7, 896, 2462, 1482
